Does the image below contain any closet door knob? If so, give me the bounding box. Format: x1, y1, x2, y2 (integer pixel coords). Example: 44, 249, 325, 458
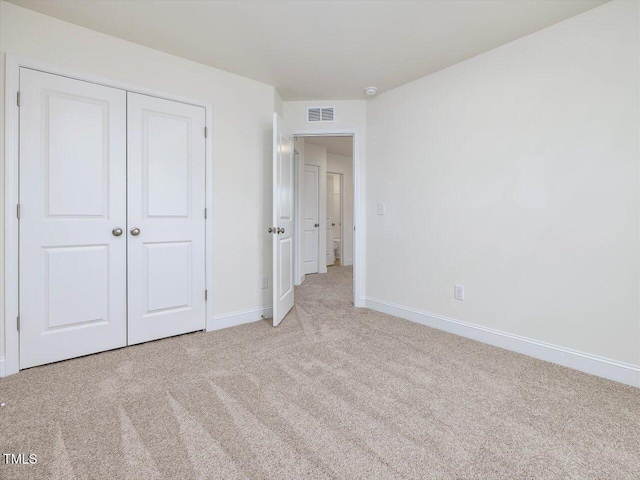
314, 223, 319, 227
112, 228, 123, 237
130, 227, 141, 236
278, 227, 285, 234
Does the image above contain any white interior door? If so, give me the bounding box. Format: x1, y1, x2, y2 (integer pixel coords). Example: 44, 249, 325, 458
127, 93, 206, 344
326, 174, 335, 266
19, 68, 127, 369
272, 114, 295, 326
303, 164, 320, 274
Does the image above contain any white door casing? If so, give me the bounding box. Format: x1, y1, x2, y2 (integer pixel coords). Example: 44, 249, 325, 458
326, 174, 335, 266
19, 68, 128, 368
272, 114, 295, 326
303, 164, 320, 274
127, 92, 206, 344
332, 173, 342, 260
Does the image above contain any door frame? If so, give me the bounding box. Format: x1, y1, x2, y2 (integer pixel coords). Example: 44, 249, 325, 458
2, 54, 215, 377
292, 132, 362, 307
293, 151, 302, 284
327, 172, 344, 264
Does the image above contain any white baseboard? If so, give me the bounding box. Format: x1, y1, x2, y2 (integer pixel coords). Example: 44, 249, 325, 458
364, 297, 640, 389
207, 306, 272, 332
0, 357, 5, 377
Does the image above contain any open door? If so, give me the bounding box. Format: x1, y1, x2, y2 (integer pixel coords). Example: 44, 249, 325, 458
272, 114, 295, 326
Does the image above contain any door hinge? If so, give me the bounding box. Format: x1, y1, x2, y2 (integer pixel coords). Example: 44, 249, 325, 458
204, 126, 207, 138
16, 204, 20, 219
205, 290, 208, 301
17, 91, 20, 107
204, 208, 207, 219
16, 316, 20, 332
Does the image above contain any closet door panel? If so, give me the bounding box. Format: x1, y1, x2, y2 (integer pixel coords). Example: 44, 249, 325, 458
19, 68, 127, 369
127, 93, 206, 344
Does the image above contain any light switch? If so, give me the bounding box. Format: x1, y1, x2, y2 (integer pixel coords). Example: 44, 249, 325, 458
378, 203, 386, 215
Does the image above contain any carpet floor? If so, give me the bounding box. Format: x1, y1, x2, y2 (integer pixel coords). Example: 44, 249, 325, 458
1, 265, 639, 479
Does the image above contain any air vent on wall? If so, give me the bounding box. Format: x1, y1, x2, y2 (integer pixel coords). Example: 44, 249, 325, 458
307, 107, 335, 123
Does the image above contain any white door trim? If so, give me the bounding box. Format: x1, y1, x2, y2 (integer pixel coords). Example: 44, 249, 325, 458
302, 164, 320, 274
293, 151, 302, 285
327, 172, 344, 264
2, 54, 215, 376
293, 131, 363, 307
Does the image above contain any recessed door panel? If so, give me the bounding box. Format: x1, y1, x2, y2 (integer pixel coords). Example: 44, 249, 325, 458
145, 112, 191, 217
127, 93, 206, 345
279, 237, 293, 300
47, 95, 109, 217
45, 245, 109, 330
144, 242, 192, 314
279, 137, 293, 221
19, 68, 127, 369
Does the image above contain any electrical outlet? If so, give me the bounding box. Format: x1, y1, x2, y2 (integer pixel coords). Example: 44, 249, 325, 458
454, 284, 464, 301
261, 276, 268, 289
378, 203, 386, 215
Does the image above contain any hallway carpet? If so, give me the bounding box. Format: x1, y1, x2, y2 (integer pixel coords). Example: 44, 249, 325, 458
1, 266, 639, 479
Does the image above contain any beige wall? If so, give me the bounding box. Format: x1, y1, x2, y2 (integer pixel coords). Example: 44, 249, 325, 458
0, 1, 277, 361
366, 0, 640, 367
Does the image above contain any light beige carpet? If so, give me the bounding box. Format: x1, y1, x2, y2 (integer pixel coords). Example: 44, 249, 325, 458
1, 266, 639, 479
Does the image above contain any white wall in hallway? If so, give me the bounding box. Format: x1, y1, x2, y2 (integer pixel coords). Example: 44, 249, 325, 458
327, 154, 354, 266
0, 1, 276, 362
366, 0, 640, 368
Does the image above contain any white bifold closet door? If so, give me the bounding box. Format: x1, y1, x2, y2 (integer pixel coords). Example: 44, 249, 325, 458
126, 93, 206, 345
19, 69, 128, 369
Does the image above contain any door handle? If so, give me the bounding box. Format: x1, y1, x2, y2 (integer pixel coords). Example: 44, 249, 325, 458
112, 227, 123, 237
277, 227, 285, 234
314, 223, 319, 227
130, 227, 141, 236
332, 223, 335, 226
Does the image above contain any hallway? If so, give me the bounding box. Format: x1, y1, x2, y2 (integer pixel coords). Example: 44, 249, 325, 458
1, 265, 639, 479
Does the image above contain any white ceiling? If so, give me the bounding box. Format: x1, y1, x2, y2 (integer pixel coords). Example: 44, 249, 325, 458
8, 0, 608, 100
303, 136, 353, 157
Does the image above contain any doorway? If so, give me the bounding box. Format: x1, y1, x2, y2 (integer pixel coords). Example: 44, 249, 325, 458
295, 135, 355, 301
270, 117, 361, 325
